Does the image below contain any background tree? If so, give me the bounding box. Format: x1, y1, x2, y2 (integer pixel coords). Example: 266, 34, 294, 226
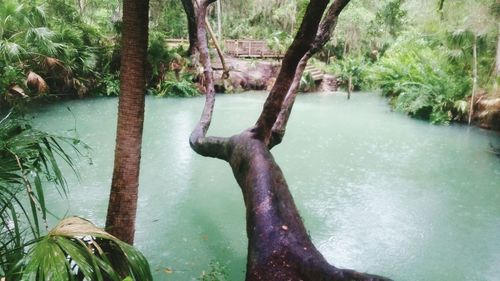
190, 0, 391, 279
181, 0, 198, 56
105, 0, 149, 244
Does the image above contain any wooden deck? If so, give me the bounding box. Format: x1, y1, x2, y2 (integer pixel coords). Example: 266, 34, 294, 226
165, 38, 283, 58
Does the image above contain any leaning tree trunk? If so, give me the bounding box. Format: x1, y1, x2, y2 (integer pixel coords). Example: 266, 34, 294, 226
105, 0, 149, 245
189, 0, 391, 280
181, 0, 198, 56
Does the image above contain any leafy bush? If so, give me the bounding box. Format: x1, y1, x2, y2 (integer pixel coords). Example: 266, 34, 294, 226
153, 80, 200, 98
369, 38, 470, 124
299, 72, 316, 92
102, 74, 120, 96
328, 56, 369, 91
267, 31, 293, 55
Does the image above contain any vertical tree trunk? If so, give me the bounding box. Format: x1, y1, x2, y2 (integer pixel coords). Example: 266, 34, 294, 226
438, 0, 445, 20
468, 35, 478, 125
494, 23, 500, 92
105, 0, 149, 245
76, 0, 84, 15
347, 75, 352, 99
181, 0, 198, 56
216, 0, 222, 40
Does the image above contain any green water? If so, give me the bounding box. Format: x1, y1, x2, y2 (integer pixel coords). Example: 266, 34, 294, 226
31, 92, 500, 281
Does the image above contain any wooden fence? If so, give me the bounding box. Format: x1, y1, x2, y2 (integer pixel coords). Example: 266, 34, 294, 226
224, 39, 283, 58
165, 38, 283, 58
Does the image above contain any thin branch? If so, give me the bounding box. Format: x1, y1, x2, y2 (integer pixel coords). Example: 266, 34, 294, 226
269, 53, 310, 148
189, 0, 229, 160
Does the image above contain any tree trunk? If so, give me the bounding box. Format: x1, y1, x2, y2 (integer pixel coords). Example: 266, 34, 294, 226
190, 0, 392, 280
468, 35, 478, 125
181, 0, 198, 56
216, 0, 222, 40
105, 0, 149, 245
438, 0, 445, 20
347, 75, 352, 99
494, 23, 500, 92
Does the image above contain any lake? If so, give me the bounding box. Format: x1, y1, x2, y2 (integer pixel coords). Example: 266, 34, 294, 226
31, 91, 500, 281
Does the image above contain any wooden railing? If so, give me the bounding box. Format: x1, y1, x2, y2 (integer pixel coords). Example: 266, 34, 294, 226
224, 39, 283, 58
165, 38, 283, 58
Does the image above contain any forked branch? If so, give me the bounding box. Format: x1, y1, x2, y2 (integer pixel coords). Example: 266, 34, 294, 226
269, 0, 350, 148
254, 0, 350, 145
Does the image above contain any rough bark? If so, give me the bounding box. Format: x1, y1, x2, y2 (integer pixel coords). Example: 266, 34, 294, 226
105, 0, 149, 245
495, 23, 500, 92
181, 0, 198, 56
190, 0, 392, 280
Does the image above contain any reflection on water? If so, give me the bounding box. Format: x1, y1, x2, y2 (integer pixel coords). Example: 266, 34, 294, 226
32, 92, 500, 281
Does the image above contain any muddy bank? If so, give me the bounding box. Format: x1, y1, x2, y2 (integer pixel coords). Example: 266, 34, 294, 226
211, 57, 338, 93
473, 92, 500, 131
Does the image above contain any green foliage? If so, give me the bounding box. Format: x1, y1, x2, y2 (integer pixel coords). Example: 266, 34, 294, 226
18, 217, 153, 281
199, 260, 229, 281
102, 74, 120, 97
329, 56, 369, 91
0, 0, 119, 102
369, 38, 470, 123
0, 113, 84, 277
153, 80, 200, 98
222, 0, 302, 39
0, 115, 152, 280
153, 0, 187, 39
299, 72, 316, 93
375, 0, 407, 37
148, 31, 178, 80
266, 31, 293, 55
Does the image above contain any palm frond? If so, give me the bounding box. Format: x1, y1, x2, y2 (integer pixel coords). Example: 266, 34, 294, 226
18, 217, 153, 281
0, 115, 87, 276
0, 40, 24, 60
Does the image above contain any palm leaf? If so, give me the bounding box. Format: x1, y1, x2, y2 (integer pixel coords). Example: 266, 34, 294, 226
17, 217, 153, 281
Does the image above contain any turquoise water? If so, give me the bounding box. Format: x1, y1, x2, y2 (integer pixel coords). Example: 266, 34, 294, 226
32, 92, 500, 281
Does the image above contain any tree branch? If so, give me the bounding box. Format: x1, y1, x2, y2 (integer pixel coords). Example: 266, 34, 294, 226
253, 0, 350, 145
189, 0, 229, 160
252, 0, 330, 143
269, 0, 350, 148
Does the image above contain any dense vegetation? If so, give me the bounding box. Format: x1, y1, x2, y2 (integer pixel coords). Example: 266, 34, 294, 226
1, 0, 499, 124
0, 0, 200, 111
326, 0, 499, 124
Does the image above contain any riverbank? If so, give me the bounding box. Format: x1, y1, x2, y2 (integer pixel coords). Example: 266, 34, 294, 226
211, 57, 338, 93
472, 91, 500, 131
4, 54, 498, 132
210, 56, 500, 131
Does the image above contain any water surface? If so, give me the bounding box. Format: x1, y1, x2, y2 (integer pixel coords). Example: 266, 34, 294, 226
32, 92, 500, 281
